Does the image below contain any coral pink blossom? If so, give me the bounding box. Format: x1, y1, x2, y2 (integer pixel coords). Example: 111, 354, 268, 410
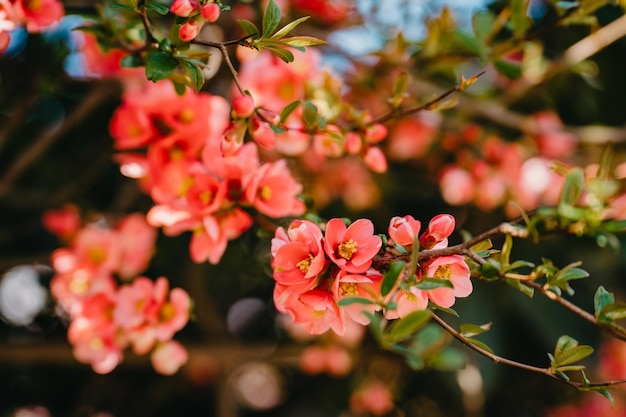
332, 270, 380, 325
300, 345, 353, 376
169, 0, 200, 17
72, 226, 122, 273
439, 166, 475, 206
419, 214, 455, 249
272, 220, 326, 294
388, 215, 421, 247
349, 380, 395, 416
113, 277, 155, 329
422, 255, 472, 308
231, 94, 255, 118
13, 0, 64, 32
245, 160, 305, 218
201, 2, 220, 22
115, 213, 157, 280
363, 146, 388, 173
385, 287, 429, 320
274, 285, 344, 335
151, 340, 189, 375
178, 17, 203, 42
42, 204, 81, 240
324, 218, 382, 273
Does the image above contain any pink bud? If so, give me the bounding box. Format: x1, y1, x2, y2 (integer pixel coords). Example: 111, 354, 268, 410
364, 123, 387, 144
170, 0, 200, 17
250, 117, 276, 150
151, 340, 188, 375
231, 95, 255, 118
221, 120, 247, 156
363, 146, 387, 173
201, 2, 221, 22
420, 214, 455, 249
344, 132, 362, 154
388, 215, 421, 247
178, 18, 203, 42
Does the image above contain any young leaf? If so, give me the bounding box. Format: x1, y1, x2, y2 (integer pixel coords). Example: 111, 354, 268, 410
337, 297, 375, 307
266, 46, 294, 63
472, 11, 495, 41
555, 345, 594, 367
146, 52, 179, 82
272, 16, 310, 39
179, 59, 205, 92
598, 303, 626, 321
280, 36, 326, 48
415, 278, 454, 291
466, 337, 494, 354
454, 29, 483, 56
279, 100, 301, 123
381, 261, 405, 297
594, 286, 615, 318
302, 101, 319, 129
262, 0, 282, 38
145, 2, 169, 15
109, 2, 136, 11
237, 19, 259, 38
493, 59, 522, 80
387, 310, 431, 342
460, 322, 492, 338
560, 167, 585, 206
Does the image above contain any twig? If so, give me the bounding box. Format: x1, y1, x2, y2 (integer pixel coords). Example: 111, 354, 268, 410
525, 280, 626, 342
431, 311, 626, 390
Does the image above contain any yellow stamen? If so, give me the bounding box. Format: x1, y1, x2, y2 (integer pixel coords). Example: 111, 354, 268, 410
199, 190, 213, 204
297, 254, 314, 274
178, 108, 195, 124
338, 239, 357, 260
259, 185, 272, 201
434, 264, 452, 280
69, 275, 89, 295
90, 338, 104, 351
160, 302, 175, 321
88, 247, 105, 265
340, 282, 358, 296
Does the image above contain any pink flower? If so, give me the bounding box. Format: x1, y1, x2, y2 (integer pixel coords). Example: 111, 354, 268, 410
245, 160, 305, 218
13, 0, 64, 32
272, 220, 326, 294
169, 0, 200, 17
421, 255, 472, 308
439, 166, 475, 206
300, 345, 352, 376
178, 17, 203, 42
419, 214, 455, 249
388, 215, 421, 248
152, 277, 191, 341
115, 213, 157, 280
113, 277, 155, 329
42, 204, 81, 240
349, 380, 395, 416
363, 146, 388, 173
201, 2, 220, 22
274, 285, 344, 335
332, 270, 380, 325
385, 287, 428, 320
323, 218, 382, 273
151, 340, 188, 375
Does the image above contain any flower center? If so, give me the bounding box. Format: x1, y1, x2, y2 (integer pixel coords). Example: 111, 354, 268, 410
434, 264, 452, 280
160, 302, 175, 322
340, 282, 358, 296
259, 185, 272, 201
297, 254, 314, 274
338, 239, 357, 260
178, 108, 195, 124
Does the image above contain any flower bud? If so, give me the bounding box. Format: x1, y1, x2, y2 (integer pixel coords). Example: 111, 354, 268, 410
170, 0, 200, 17
364, 123, 387, 143
250, 117, 276, 150
231, 94, 255, 118
178, 18, 203, 42
363, 146, 387, 173
388, 215, 421, 247
201, 2, 221, 22
420, 214, 455, 249
344, 131, 362, 154
221, 120, 247, 156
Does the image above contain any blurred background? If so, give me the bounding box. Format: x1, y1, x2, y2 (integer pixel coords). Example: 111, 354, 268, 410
2, 0, 626, 416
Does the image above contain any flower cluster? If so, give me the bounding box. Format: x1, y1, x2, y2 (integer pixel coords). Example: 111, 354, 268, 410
0, 0, 64, 53
169, 0, 221, 42
47, 212, 190, 374
110, 81, 305, 264
270, 214, 472, 335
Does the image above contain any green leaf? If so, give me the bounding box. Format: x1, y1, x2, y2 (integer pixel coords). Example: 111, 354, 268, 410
429, 347, 466, 370
280, 36, 326, 48
472, 11, 496, 41
596, 389, 615, 406
279, 100, 301, 123
337, 297, 375, 307
381, 261, 405, 297
120, 55, 142, 68
145, 2, 169, 15
387, 310, 431, 342
598, 303, 626, 321
493, 59, 523, 80
302, 101, 319, 129
415, 278, 454, 291
145, 52, 179, 82
109, 2, 135, 11
505, 278, 534, 298
560, 168, 585, 206
271, 16, 310, 38
363, 311, 383, 343
179, 60, 205, 92
556, 345, 594, 367
602, 220, 626, 233
460, 322, 492, 338
266, 46, 294, 63
262, 0, 282, 38
594, 286, 615, 318
500, 234, 513, 266
510, 0, 531, 37
237, 19, 259, 38
431, 305, 459, 317
553, 267, 589, 283
466, 337, 494, 354
455, 29, 483, 56
555, 335, 579, 357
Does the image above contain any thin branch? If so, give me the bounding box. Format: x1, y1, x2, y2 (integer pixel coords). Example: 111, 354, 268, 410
365, 71, 486, 127
525, 280, 626, 342
431, 311, 626, 390
137, 0, 158, 47
191, 37, 253, 95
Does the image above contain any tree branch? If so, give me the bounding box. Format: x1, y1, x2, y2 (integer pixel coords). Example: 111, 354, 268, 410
430, 311, 626, 390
